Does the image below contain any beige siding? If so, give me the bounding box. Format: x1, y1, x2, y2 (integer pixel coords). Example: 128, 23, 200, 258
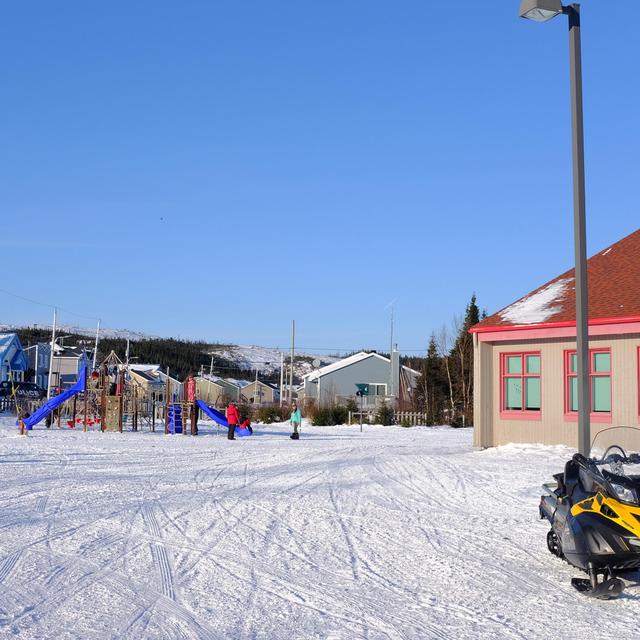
196, 379, 226, 407
483, 333, 640, 447
241, 381, 277, 404
473, 338, 494, 448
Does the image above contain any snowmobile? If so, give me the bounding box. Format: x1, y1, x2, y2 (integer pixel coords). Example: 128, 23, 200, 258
540, 427, 640, 599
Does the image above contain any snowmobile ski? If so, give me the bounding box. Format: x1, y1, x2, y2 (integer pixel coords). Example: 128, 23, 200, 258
571, 577, 624, 600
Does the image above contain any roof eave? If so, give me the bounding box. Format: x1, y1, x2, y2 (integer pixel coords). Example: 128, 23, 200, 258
470, 314, 640, 334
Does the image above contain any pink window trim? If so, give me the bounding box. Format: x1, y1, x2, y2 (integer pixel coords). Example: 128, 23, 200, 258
638, 346, 640, 419
563, 348, 612, 422
499, 351, 542, 419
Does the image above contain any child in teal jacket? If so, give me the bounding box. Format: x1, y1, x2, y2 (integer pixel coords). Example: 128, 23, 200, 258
290, 402, 302, 440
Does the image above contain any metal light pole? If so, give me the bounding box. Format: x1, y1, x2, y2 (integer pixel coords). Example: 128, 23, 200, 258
519, 1, 590, 455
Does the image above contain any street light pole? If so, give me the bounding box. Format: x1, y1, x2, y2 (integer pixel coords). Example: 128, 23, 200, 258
519, 1, 590, 455
565, 4, 590, 458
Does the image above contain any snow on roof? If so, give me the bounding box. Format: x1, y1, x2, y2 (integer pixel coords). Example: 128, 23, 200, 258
225, 378, 251, 388
130, 369, 161, 383
129, 364, 161, 373
304, 352, 379, 381
499, 278, 571, 325
303, 351, 420, 381
0, 333, 17, 349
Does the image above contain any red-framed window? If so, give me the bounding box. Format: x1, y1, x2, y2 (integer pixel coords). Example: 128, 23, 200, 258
500, 352, 541, 415
564, 348, 611, 418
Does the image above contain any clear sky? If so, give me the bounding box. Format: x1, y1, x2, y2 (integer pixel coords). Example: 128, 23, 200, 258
1, 1, 638, 355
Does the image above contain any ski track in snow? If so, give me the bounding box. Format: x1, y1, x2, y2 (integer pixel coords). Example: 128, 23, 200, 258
1, 419, 640, 638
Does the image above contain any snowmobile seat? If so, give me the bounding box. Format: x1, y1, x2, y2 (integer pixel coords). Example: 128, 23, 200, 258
553, 472, 566, 496
563, 460, 581, 502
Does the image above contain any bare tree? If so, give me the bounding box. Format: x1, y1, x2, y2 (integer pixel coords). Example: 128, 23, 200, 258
436, 324, 455, 424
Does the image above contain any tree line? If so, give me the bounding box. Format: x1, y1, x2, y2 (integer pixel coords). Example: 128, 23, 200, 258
404, 294, 484, 426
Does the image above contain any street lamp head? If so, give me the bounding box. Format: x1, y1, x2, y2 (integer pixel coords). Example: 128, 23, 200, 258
519, 0, 563, 22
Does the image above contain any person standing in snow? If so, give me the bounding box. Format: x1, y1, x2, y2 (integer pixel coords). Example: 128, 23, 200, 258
289, 401, 302, 440
226, 401, 239, 440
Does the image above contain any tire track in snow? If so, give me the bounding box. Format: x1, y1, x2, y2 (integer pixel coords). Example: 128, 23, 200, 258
0, 551, 22, 584
142, 503, 176, 601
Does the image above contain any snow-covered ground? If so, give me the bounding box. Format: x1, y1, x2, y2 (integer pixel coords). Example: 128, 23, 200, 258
1, 418, 639, 639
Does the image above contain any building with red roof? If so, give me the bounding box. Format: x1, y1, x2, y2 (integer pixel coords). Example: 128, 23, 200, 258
470, 228, 640, 447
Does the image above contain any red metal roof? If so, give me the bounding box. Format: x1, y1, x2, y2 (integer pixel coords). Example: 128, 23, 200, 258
472, 228, 640, 331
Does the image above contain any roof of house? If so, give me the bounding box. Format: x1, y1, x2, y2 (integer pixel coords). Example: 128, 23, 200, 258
473, 228, 640, 331
195, 375, 226, 387
52, 344, 90, 358
130, 364, 161, 373
196, 374, 243, 389
0, 333, 18, 351
130, 369, 162, 383
0, 333, 28, 371
244, 380, 279, 390
304, 351, 420, 382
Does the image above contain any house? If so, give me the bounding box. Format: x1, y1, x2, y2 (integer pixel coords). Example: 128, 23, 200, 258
195, 376, 229, 407
241, 380, 280, 405
214, 378, 242, 402
129, 364, 182, 402
301, 350, 420, 409
26, 342, 92, 390
0, 333, 28, 383
471, 228, 640, 449
128, 368, 165, 401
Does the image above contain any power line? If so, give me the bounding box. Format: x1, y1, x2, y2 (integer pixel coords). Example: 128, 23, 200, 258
0, 287, 101, 322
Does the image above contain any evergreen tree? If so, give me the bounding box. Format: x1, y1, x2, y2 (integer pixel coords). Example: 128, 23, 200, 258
450, 293, 480, 426
420, 334, 448, 425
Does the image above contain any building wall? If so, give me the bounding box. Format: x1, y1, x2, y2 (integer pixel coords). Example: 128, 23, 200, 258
241, 382, 277, 404
195, 379, 227, 407
306, 356, 392, 405
475, 332, 640, 447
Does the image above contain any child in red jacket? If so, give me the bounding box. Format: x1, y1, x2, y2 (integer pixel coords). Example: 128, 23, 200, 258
226, 402, 239, 440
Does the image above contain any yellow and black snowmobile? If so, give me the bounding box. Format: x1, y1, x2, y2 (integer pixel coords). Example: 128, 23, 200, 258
540, 427, 640, 599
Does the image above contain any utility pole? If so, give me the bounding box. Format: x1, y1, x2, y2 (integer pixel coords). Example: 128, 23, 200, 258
279, 352, 284, 406
47, 308, 57, 400
255, 366, 259, 405
209, 355, 214, 376
389, 305, 394, 405
289, 320, 295, 404
92, 318, 101, 369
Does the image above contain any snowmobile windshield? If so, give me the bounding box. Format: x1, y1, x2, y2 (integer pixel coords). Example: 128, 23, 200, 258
589, 427, 640, 505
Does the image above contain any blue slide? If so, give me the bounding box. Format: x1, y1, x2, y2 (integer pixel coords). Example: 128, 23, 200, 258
196, 400, 252, 437
22, 368, 86, 429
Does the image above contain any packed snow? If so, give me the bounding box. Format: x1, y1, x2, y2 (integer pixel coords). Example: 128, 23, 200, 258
1, 418, 640, 639
499, 278, 571, 325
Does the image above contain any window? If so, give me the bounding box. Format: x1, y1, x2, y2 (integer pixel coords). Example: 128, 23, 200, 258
364, 384, 387, 397
500, 352, 541, 414
564, 349, 611, 415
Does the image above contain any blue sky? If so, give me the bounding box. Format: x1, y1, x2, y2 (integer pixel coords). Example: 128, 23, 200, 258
1, 1, 638, 354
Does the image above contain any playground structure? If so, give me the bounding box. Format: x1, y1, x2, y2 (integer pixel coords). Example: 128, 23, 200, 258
15, 352, 205, 437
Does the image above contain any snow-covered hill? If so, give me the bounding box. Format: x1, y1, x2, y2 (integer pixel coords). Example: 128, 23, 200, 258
210, 344, 340, 376
0, 323, 158, 342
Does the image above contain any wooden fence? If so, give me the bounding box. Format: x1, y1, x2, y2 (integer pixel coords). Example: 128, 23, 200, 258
394, 411, 429, 426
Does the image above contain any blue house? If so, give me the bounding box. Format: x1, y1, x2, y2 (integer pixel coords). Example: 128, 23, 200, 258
0, 333, 28, 383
